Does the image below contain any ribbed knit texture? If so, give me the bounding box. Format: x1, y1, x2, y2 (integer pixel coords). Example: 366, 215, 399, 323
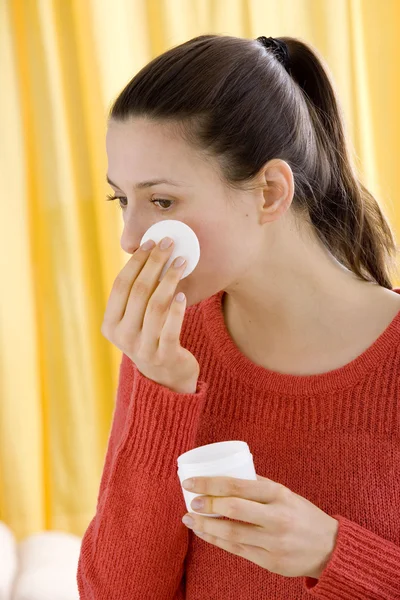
77, 288, 400, 599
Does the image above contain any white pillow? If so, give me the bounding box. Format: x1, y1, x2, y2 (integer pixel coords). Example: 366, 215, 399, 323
0, 522, 18, 600
12, 531, 82, 600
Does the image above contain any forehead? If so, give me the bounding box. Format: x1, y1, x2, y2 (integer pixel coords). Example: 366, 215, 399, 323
106, 118, 215, 183
107, 119, 193, 167
107, 118, 179, 149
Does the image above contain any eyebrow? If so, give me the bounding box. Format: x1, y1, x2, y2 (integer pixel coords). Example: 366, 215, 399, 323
106, 174, 183, 189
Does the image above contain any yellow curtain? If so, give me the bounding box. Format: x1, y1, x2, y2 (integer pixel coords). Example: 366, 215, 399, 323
1, 0, 399, 542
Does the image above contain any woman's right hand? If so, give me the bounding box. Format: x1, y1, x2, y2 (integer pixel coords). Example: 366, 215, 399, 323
101, 237, 200, 394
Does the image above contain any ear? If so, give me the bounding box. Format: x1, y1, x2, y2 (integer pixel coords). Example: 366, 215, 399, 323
258, 159, 294, 224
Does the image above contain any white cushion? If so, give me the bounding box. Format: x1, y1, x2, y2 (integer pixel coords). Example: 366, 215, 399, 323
12, 531, 82, 600
0, 522, 18, 600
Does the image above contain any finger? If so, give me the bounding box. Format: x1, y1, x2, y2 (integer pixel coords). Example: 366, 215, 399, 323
193, 528, 269, 572
140, 256, 187, 356
186, 476, 287, 505
158, 291, 187, 353
122, 239, 175, 335
102, 241, 156, 327
192, 517, 267, 553
192, 495, 284, 531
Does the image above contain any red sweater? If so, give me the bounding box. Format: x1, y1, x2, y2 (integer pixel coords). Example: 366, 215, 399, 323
77, 288, 400, 599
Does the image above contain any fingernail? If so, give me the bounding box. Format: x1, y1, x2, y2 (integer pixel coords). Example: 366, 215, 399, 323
191, 497, 204, 510
182, 479, 194, 490
160, 237, 173, 250
174, 256, 186, 268
182, 515, 194, 527
140, 239, 155, 251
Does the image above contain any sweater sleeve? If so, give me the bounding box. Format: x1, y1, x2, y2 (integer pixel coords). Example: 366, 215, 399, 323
303, 514, 400, 599
77, 353, 208, 600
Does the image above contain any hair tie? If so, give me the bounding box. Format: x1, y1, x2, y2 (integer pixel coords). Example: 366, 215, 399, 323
256, 36, 291, 73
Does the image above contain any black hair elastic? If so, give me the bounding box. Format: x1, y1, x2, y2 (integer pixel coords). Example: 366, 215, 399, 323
256, 36, 291, 73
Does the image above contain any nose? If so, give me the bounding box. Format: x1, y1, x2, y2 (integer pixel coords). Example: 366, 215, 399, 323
120, 234, 140, 255
120, 218, 153, 254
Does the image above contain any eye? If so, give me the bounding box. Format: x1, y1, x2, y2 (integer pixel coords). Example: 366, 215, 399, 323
105, 194, 127, 209
150, 198, 174, 211
105, 194, 174, 211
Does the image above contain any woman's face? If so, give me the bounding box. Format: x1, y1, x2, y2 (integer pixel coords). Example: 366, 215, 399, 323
105, 117, 266, 307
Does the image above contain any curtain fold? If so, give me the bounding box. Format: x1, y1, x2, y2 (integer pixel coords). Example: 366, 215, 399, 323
1, 0, 399, 541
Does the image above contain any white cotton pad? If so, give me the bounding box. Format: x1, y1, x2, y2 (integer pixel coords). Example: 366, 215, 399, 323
140, 220, 200, 282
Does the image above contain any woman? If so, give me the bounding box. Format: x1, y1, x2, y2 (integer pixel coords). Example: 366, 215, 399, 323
77, 35, 400, 599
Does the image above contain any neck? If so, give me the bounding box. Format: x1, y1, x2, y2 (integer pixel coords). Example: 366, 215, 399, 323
222, 221, 388, 362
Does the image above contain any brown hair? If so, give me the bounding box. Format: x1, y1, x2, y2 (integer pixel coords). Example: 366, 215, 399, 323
108, 34, 398, 288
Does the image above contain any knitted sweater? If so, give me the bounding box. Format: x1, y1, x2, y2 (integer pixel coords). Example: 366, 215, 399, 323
77, 288, 400, 599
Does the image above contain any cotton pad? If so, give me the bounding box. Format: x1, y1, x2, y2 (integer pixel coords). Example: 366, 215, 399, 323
140, 220, 200, 282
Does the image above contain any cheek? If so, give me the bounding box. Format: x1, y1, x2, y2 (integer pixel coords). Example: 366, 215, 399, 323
193, 226, 229, 265
195, 232, 244, 280
192, 216, 252, 268
183, 213, 255, 281
175, 223, 253, 306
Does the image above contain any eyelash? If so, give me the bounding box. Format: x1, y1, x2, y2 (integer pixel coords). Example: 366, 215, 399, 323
105, 194, 174, 211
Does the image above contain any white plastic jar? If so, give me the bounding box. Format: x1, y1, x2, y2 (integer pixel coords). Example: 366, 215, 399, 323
177, 441, 257, 518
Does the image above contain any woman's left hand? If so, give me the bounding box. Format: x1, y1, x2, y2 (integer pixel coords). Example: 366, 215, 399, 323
181, 474, 339, 580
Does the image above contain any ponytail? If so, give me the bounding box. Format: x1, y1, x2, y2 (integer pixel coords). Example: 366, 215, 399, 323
281, 37, 398, 288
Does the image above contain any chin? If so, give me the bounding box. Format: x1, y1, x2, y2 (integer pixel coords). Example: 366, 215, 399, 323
177, 277, 223, 309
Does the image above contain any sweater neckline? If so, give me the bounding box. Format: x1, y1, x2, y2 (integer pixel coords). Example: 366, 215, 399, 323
202, 288, 400, 395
